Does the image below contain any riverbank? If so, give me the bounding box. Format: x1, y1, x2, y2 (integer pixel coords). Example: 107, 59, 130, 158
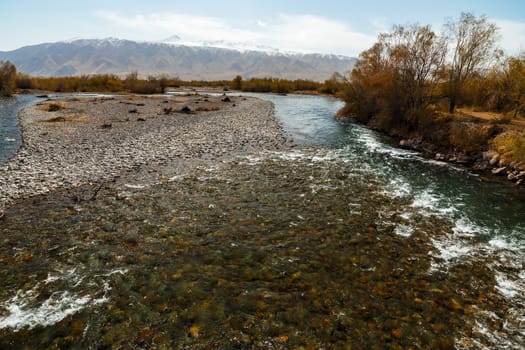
0, 93, 291, 212
337, 109, 525, 188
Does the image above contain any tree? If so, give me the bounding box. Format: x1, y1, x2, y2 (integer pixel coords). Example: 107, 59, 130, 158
380, 24, 446, 113
124, 70, 139, 91
15, 73, 34, 90
159, 75, 169, 93
231, 75, 242, 90
343, 24, 445, 130
486, 54, 525, 116
343, 42, 393, 123
319, 72, 347, 95
0, 61, 17, 96
503, 54, 525, 116
444, 12, 499, 113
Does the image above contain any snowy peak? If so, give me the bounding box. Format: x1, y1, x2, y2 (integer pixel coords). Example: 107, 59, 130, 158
161, 35, 284, 54
61, 36, 346, 58
0, 37, 357, 81
62, 37, 129, 47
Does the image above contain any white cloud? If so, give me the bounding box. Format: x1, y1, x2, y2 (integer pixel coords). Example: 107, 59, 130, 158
95, 11, 376, 56
494, 19, 525, 55
266, 14, 375, 55
95, 11, 258, 43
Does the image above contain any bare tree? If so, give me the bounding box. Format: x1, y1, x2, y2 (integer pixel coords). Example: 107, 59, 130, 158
380, 24, 447, 110
444, 12, 499, 112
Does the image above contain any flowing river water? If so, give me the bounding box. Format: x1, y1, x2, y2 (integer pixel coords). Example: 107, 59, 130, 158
0, 95, 41, 163
0, 93, 525, 349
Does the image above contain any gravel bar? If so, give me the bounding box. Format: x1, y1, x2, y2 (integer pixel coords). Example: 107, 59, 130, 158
0, 94, 291, 210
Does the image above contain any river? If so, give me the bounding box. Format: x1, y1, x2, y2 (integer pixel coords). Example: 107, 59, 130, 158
0, 95, 42, 163
0, 93, 524, 349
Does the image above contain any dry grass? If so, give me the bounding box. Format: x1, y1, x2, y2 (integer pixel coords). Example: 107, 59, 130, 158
449, 121, 492, 153
493, 131, 525, 163
38, 101, 68, 112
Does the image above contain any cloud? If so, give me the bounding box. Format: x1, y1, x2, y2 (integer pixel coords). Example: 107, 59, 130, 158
95, 11, 258, 42
95, 11, 375, 56
494, 19, 525, 55
265, 14, 376, 55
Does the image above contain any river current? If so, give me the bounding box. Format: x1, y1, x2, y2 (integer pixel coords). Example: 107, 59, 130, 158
0, 95, 41, 163
0, 93, 524, 349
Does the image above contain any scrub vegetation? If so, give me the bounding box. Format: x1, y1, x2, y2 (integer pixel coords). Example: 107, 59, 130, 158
341, 12, 525, 165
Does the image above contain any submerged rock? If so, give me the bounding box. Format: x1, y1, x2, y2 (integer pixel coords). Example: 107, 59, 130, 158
492, 166, 507, 175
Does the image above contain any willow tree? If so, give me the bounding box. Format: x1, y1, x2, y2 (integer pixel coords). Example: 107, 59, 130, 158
0, 61, 17, 96
343, 42, 392, 123
380, 25, 446, 113
444, 13, 499, 113
344, 24, 446, 130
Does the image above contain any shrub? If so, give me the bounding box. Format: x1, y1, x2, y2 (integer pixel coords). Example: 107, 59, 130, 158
449, 121, 491, 153
15, 73, 34, 90
493, 131, 525, 163
41, 102, 67, 112
231, 75, 242, 90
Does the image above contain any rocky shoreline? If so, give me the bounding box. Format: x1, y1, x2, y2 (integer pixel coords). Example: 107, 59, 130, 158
337, 110, 525, 188
0, 94, 291, 212
397, 137, 525, 187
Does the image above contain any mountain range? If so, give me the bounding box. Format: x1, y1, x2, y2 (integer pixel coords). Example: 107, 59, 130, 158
0, 38, 356, 81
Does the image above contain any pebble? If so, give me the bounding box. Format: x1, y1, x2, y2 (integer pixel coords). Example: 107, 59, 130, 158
0, 95, 290, 210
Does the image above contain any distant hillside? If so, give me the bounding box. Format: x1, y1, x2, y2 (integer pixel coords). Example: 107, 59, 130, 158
0, 38, 356, 81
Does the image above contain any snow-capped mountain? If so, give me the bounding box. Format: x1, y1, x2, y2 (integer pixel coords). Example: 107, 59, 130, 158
0, 37, 356, 81
161, 35, 283, 54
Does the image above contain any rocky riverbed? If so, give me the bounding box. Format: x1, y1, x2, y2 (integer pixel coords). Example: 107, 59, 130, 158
1, 93, 524, 349
397, 137, 525, 187
0, 94, 290, 212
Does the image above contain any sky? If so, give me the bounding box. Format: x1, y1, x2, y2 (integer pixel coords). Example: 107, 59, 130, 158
1, 0, 524, 56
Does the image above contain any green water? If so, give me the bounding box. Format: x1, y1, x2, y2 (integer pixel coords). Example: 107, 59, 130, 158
1, 93, 524, 349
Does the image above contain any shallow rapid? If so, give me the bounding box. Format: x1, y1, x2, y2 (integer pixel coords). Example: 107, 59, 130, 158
0, 93, 524, 349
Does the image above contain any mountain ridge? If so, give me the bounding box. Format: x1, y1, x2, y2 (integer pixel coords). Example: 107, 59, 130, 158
0, 38, 356, 81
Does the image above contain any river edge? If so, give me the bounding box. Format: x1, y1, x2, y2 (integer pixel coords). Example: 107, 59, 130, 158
335, 113, 525, 190
0, 93, 292, 215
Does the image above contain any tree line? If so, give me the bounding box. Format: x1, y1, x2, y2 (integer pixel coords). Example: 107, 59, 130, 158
342, 12, 524, 132
12, 71, 176, 95
0, 63, 345, 97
